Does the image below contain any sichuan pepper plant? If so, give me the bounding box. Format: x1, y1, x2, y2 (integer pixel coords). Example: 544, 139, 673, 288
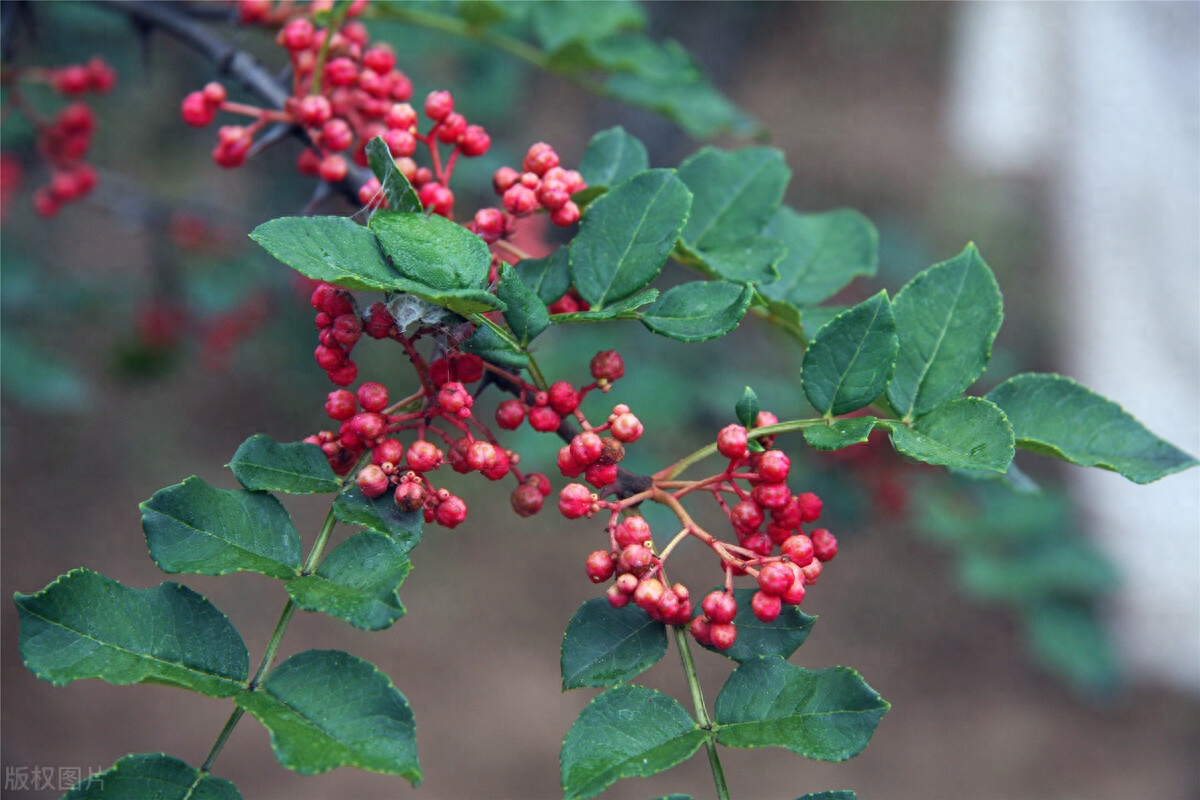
10, 3, 1199, 800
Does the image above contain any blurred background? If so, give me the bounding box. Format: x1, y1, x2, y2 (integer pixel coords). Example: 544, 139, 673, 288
2, 2, 1197, 798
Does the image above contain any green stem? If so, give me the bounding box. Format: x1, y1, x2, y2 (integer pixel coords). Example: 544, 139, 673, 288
659, 418, 827, 480
672, 625, 730, 800
466, 312, 550, 390
309, 0, 352, 95
200, 501, 342, 773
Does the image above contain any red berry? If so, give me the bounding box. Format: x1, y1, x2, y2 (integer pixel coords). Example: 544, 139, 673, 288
393, 479, 426, 512
356, 382, 389, 413
407, 440, 444, 472
58, 102, 95, 135
350, 412, 386, 441
557, 445, 585, 478
757, 450, 791, 483
473, 207, 506, 243
502, 184, 538, 216
182, 92, 216, 126
493, 165, 521, 193
319, 154, 348, 183
325, 57, 359, 87
363, 302, 396, 339
297, 94, 332, 127
481, 447, 511, 481
796, 492, 823, 522
424, 90, 454, 121
549, 381, 581, 415
751, 590, 782, 622
780, 563, 807, 605
743, 530, 774, 557
327, 361, 358, 386
617, 543, 654, 574
356, 464, 390, 498
610, 412, 643, 443
570, 431, 603, 466
730, 500, 764, 535
757, 562, 795, 597
363, 45, 396, 75
549, 201, 580, 227
85, 57, 116, 92
54, 65, 90, 95
752, 482, 791, 510
811, 528, 838, 562
585, 551, 614, 582
528, 405, 561, 433
385, 102, 418, 131
315, 344, 347, 370
452, 354, 484, 383
709, 622, 738, 651
466, 440, 498, 472
590, 350, 624, 383
607, 584, 632, 609
614, 517, 651, 548
701, 591, 737, 625
584, 461, 618, 489
634, 577, 665, 613
772, 496, 803, 530
434, 494, 468, 528
321, 118, 354, 152
458, 124, 491, 157
278, 18, 315, 50
495, 399, 526, 430
332, 313, 362, 348
325, 389, 358, 420
510, 483, 544, 517
372, 438, 405, 467
435, 111, 467, 144
615, 573, 638, 595
523, 142, 559, 176
799, 557, 822, 585
558, 483, 595, 519
690, 615, 714, 645
382, 128, 416, 158
419, 182, 454, 216
527, 473, 553, 496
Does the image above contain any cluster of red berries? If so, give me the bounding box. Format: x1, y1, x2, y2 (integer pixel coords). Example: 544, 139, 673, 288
181, 1, 494, 220
565, 410, 840, 651
466, 143, 587, 243
1, 56, 116, 216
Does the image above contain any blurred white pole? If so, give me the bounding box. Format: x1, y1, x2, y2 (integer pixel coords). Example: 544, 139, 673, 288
948, 1, 1200, 693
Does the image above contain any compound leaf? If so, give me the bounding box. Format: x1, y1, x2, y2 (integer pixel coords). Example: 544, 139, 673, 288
15, 568, 248, 697
287, 532, 410, 631
987, 373, 1198, 484
249, 216, 400, 292
62, 753, 242, 800
887, 244, 1003, 420
760, 207, 878, 309
640, 280, 753, 342
696, 588, 816, 663
880, 397, 1014, 473
227, 435, 340, 495
570, 169, 691, 308
801, 290, 897, 416
561, 685, 708, 800
141, 477, 301, 579
714, 656, 888, 761
333, 485, 422, 554
561, 597, 667, 689
236, 650, 420, 781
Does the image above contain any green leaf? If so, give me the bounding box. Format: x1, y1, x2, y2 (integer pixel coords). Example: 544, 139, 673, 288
532, 0, 644, 54
236, 650, 420, 781
569, 169, 692, 308
796, 792, 857, 800
1026, 601, 1120, 694
578, 126, 649, 190
986, 373, 1199, 483
677, 147, 790, 251
249, 216, 402, 292
561, 598, 668, 689
714, 656, 889, 761
141, 477, 302, 579
461, 321, 529, 368
803, 417, 878, 451
801, 291, 897, 416
15, 568, 248, 696
560, 685, 708, 800
880, 397, 1014, 473
227, 435, 341, 495
551, 288, 659, 323
760, 207, 878, 308
799, 305, 847, 340
287, 532, 410, 631
640, 280, 754, 342
364, 136, 422, 213
697, 588, 816, 662
333, 485, 423, 554
515, 246, 571, 306
676, 237, 785, 284
62, 753, 242, 800
735, 387, 760, 429
368, 211, 498, 308
887, 244, 1003, 420
496, 263, 549, 347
